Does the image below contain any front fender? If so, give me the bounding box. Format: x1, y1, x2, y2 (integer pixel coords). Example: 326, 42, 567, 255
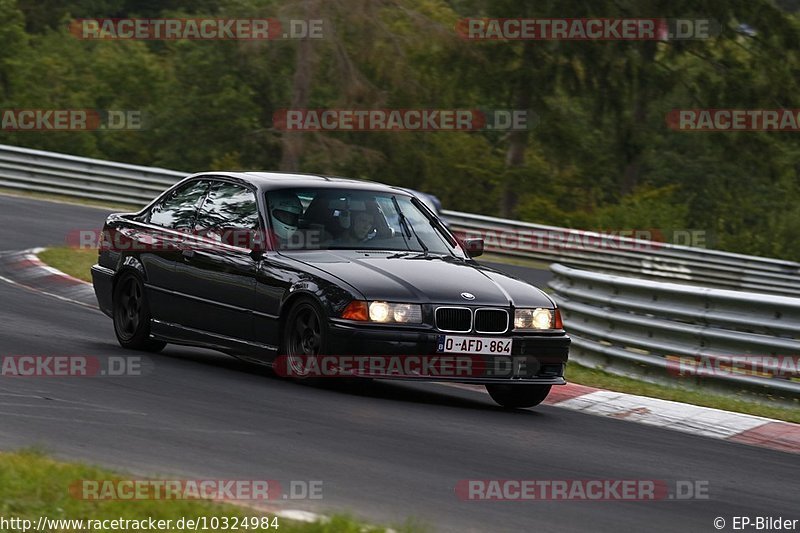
281, 279, 361, 319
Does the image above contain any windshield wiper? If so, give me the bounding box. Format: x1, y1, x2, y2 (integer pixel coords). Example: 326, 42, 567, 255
387, 251, 453, 260
387, 250, 414, 259
391, 195, 429, 255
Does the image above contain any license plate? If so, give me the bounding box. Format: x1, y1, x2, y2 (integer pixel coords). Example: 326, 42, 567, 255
436, 335, 512, 355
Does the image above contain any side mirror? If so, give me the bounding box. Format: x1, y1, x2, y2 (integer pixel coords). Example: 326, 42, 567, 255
462, 238, 484, 258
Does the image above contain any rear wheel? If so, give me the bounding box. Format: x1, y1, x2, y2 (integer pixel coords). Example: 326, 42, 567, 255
486, 384, 551, 408
281, 299, 328, 379
113, 271, 166, 352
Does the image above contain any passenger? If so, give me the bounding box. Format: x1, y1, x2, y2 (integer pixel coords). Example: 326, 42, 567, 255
339, 210, 376, 244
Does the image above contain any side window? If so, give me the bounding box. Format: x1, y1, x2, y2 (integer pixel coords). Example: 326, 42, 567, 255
148, 180, 209, 230
195, 182, 260, 242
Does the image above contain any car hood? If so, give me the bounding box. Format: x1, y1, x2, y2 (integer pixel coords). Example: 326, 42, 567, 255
281, 251, 554, 307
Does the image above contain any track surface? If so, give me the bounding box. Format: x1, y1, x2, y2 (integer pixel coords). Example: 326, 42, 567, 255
0, 194, 796, 532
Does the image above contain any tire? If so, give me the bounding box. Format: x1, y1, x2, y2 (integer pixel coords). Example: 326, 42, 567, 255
280, 298, 328, 379
112, 271, 166, 352
485, 384, 551, 409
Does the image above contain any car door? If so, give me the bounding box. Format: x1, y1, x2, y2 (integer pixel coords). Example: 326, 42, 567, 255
139, 179, 211, 324
171, 180, 260, 342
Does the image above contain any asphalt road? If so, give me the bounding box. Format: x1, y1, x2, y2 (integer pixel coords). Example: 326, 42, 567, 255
0, 194, 796, 532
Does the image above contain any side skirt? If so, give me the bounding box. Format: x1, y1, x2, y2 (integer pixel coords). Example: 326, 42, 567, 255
151, 319, 278, 363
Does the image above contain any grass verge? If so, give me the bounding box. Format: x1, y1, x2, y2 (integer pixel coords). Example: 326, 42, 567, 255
38, 247, 97, 283
36, 246, 799, 424
0, 450, 416, 533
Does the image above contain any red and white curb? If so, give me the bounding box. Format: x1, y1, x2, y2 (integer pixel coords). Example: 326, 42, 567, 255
453, 381, 800, 454
0, 247, 97, 309
3, 248, 799, 456
548, 383, 800, 453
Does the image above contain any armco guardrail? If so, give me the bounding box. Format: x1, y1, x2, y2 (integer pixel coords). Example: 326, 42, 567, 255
549, 263, 800, 400
0, 144, 184, 205
444, 210, 800, 296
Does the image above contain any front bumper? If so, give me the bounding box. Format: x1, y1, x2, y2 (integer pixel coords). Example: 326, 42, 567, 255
326, 320, 569, 385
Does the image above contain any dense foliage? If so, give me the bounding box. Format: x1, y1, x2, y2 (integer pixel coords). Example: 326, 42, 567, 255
2, 0, 799, 259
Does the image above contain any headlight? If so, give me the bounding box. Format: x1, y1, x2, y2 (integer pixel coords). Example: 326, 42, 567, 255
369, 301, 390, 321
341, 300, 422, 324
370, 301, 422, 323
514, 308, 556, 330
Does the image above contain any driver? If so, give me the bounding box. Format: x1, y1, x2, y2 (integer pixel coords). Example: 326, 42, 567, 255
268, 191, 303, 247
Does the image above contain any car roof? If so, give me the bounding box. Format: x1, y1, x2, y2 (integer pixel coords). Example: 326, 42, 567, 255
186, 171, 412, 195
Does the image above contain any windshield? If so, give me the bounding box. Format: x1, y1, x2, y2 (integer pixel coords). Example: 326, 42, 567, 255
266, 187, 460, 255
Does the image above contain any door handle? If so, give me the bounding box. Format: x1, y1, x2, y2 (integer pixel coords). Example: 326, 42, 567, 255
181, 249, 195, 259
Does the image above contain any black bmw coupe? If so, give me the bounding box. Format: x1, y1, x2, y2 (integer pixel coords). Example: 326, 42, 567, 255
91, 172, 569, 408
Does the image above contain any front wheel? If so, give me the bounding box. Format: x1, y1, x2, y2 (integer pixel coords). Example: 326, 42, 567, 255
113, 271, 166, 352
281, 299, 328, 379
486, 384, 551, 408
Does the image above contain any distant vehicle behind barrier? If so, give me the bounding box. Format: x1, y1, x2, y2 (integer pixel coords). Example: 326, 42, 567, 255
400, 188, 448, 227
